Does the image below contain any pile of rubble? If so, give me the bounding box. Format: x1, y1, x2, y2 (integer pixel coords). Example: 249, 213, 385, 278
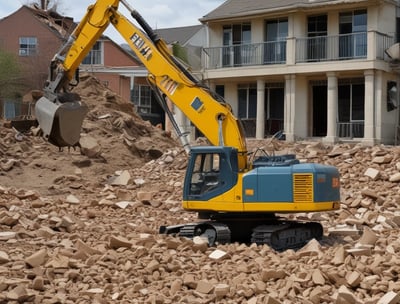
1, 76, 400, 303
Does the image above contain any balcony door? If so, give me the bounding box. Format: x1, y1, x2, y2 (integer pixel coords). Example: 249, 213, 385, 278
223, 23, 251, 67
307, 15, 327, 61
265, 19, 288, 64
339, 10, 367, 59
338, 80, 365, 138
266, 87, 284, 135
238, 84, 257, 136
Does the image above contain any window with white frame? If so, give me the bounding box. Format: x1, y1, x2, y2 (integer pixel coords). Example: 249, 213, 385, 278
82, 41, 102, 65
132, 84, 152, 113
19, 37, 37, 56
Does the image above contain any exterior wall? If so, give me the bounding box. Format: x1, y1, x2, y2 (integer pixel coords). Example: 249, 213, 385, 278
187, 27, 207, 47
90, 72, 131, 101
207, 25, 223, 48
201, 0, 400, 145
103, 41, 139, 66
376, 2, 396, 35
185, 27, 208, 70
0, 7, 63, 90
252, 19, 264, 43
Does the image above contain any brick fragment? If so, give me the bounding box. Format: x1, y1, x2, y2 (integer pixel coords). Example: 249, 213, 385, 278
196, 280, 214, 294
214, 283, 230, 298
358, 226, 378, 246
377, 291, 400, 304
0, 251, 10, 264
364, 168, 380, 180
346, 271, 362, 287
109, 235, 132, 249
25, 249, 47, 268
336, 285, 358, 304
261, 269, 287, 281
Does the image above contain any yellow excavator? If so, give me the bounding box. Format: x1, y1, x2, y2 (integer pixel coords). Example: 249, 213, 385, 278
35, 0, 341, 250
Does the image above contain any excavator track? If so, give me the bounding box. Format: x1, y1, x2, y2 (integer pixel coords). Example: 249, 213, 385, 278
177, 222, 231, 246
251, 222, 323, 251
161, 218, 322, 251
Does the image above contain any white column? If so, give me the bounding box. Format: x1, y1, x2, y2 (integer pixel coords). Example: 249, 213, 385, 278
324, 72, 338, 143
367, 31, 376, 61
363, 70, 376, 145
374, 70, 383, 144
284, 74, 295, 141
256, 79, 265, 139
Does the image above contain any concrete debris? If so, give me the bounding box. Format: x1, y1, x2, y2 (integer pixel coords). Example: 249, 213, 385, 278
1, 75, 400, 303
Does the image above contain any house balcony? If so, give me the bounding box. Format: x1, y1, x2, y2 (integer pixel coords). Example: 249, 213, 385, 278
202, 31, 393, 70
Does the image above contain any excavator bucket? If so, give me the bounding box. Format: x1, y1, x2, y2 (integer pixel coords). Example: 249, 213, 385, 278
35, 96, 88, 147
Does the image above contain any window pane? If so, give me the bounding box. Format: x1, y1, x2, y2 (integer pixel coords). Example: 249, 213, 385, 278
278, 20, 288, 40
351, 84, 364, 120
308, 15, 327, 35
248, 87, 257, 118
266, 21, 278, 41
269, 88, 284, 118
353, 10, 367, 31
223, 27, 232, 46
338, 85, 351, 122
232, 24, 242, 44
19, 36, 37, 56
242, 24, 251, 44
238, 89, 247, 118
215, 85, 225, 98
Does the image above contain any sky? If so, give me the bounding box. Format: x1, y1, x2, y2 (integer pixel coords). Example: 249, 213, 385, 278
0, 0, 225, 44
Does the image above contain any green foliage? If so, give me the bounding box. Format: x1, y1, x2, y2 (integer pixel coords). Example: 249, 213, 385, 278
172, 43, 188, 64
0, 49, 22, 98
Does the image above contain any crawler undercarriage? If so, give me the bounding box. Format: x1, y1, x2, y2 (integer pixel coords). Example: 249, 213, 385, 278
160, 213, 323, 251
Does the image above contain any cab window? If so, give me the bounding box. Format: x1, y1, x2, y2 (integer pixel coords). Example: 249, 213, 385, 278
189, 153, 220, 195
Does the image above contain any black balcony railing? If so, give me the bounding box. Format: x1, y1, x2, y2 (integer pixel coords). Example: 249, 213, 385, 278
203, 32, 393, 69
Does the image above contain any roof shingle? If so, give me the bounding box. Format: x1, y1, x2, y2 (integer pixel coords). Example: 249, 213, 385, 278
200, 0, 370, 22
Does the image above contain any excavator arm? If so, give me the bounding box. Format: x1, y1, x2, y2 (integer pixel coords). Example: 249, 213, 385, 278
35, 0, 248, 170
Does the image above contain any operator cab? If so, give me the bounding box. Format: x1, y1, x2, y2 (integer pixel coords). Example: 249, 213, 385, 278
183, 146, 238, 201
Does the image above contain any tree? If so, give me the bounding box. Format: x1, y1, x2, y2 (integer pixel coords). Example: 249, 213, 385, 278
0, 49, 23, 99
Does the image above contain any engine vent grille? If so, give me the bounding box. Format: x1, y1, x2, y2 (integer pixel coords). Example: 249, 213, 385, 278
293, 174, 313, 203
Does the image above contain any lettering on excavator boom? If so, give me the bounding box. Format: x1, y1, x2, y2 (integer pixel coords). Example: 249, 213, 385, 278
130, 33, 152, 60
160, 76, 179, 95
